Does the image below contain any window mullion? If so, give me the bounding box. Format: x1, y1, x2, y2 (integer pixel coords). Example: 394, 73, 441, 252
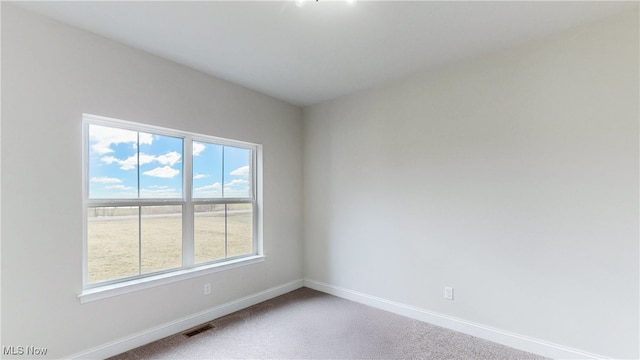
224, 204, 228, 258
138, 206, 142, 276
183, 136, 194, 267
222, 146, 226, 258
82, 121, 89, 288
137, 132, 142, 275
221, 146, 225, 198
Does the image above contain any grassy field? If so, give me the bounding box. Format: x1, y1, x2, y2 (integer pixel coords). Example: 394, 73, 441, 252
87, 204, 252, 284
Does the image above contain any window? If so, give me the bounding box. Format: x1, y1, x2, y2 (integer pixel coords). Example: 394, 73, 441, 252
83, 114, 260, 290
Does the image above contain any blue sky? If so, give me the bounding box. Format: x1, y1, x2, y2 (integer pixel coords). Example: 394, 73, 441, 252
192, 141, 251, 198
88, 124, 251, 199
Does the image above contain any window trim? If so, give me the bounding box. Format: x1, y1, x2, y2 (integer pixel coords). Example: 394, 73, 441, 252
79, 255, 265, 304
81, 113, 262, 301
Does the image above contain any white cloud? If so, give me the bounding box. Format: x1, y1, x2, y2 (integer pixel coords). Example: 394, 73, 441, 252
140, 187, 181, 198
225, 179, 248, 187
193, 182, 222, 198
101, 151, 182, 171
192, 180, 250, 198
139, 132, 153, 146
101, 155, 138, 170
230, 165, 250, 177
105, 184, 133, 190
193, 173, 209, 179
223, 179, 250, 198
155, 151, 181, 166
147, 185, 169, 189
194, 182, 222, 192
193, 142, 205, 156
223, 188, 250, 198
138, 153, 156, 166
143, 166, 180, 178
138, 152, 181, 167
90, 176, 122, 184
89, 124, 152, 155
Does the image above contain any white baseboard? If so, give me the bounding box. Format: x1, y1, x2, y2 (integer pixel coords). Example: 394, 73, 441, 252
304, 279, 609, 360
68, 279, 304, 360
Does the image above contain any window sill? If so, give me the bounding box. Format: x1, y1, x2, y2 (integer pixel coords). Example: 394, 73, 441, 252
79, 255, 265, 304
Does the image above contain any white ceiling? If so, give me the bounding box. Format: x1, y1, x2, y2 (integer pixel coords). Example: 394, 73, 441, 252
13, 1, 638, 107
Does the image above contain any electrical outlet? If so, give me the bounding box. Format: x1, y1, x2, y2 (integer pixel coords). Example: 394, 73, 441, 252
444, 286, 454, 300
204, 283, 211, 295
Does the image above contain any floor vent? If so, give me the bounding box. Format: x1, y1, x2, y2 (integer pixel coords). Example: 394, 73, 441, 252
183, 323, 214, 338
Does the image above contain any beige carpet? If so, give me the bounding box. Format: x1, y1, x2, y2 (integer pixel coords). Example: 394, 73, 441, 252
109, 287, 548, 359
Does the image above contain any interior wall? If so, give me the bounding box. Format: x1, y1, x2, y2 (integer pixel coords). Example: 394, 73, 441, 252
303, 9, 639, 359
1, 4, 303, 358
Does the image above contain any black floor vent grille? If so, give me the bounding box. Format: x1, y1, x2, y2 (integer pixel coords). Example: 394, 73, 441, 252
183, 323, 214, 338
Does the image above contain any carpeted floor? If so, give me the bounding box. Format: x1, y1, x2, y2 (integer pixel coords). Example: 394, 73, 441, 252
109, 287, 548, 359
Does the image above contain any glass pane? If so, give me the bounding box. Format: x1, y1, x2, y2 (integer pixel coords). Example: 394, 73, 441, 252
140, 206, 182, 274
194, 204, 226, 263
87, 206, 139, 283
139, 133, 183, 198
224, 146, 251, 198
192, 141, 223, 198
226, 203, 253, 257
88, 124, 138, 199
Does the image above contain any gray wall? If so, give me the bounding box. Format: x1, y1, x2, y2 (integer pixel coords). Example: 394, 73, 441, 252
303, 9, 638, 359
1, 4, 303, 358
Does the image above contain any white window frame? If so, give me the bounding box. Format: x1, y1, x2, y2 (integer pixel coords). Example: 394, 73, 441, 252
80, 114, 263, 303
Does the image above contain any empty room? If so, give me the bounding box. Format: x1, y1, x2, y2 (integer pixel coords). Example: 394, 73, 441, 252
1, 1, 638, 359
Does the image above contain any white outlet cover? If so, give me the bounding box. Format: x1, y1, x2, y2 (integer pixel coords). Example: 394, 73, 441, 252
444, 286, 454, 300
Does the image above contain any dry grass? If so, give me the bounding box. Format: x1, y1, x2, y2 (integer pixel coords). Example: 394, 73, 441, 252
87, 204, 252, 284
